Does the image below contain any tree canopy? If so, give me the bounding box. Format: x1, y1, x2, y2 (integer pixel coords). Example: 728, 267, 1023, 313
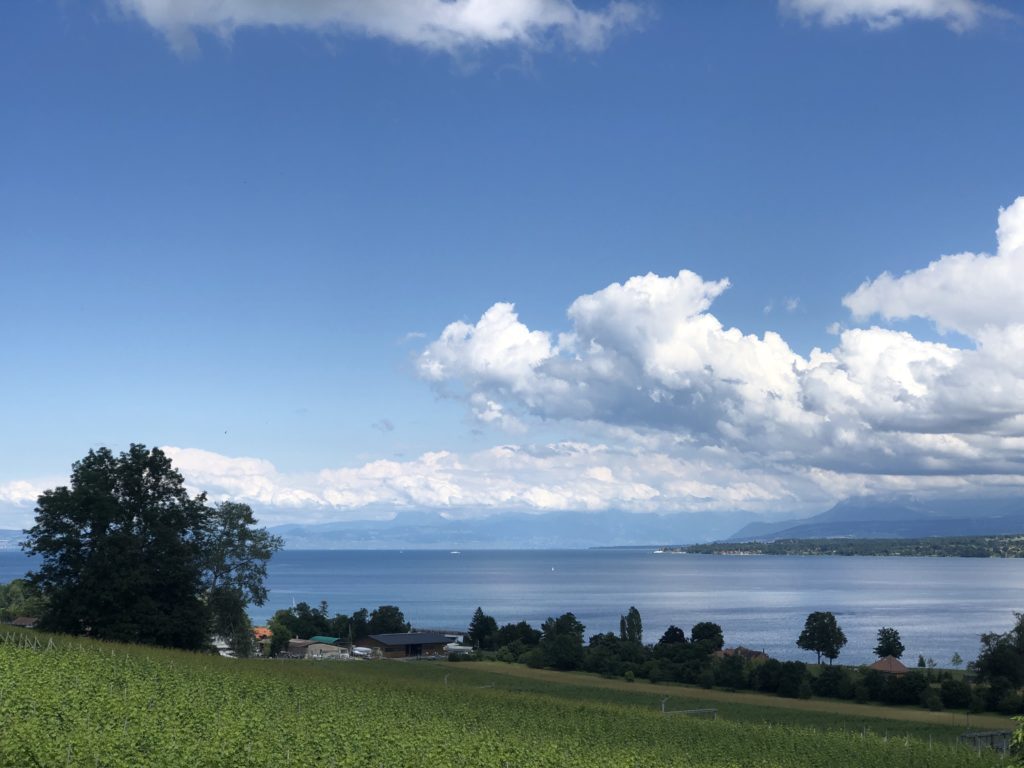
796, 611, 847, 665
468, 607, 499, 650
22, 444, 281, 652
873, 626, 905, 659
619, 606, 642, 644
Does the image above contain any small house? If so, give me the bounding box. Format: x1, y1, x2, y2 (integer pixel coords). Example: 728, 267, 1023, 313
10, 617, 38, 629
868, 655, 909, 676
358, 632, 450, 658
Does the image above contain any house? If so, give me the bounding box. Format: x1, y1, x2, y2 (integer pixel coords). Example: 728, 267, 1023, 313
358, 632, 450, 658
868, 655, 909, 676
10, 617, 38, 629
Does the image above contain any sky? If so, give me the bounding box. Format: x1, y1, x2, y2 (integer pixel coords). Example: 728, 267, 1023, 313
2, 0, 1023, 528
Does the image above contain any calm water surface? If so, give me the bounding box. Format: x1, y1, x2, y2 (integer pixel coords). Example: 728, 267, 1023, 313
3, 549, 1022, 664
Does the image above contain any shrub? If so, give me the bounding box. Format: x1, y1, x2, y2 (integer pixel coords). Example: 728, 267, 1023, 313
939, 678, 972, 710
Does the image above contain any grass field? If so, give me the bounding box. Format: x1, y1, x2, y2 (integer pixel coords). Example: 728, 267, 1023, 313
0, 629, 1011, 767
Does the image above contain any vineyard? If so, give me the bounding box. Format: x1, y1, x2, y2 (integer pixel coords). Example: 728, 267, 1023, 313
0, 630, 1006, 767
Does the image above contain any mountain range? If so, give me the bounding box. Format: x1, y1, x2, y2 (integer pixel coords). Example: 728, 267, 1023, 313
726, 496, 1024, 542
267, 509, 757, 550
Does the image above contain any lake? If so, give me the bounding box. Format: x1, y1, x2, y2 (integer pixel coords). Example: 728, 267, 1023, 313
3, 548, 1021, 664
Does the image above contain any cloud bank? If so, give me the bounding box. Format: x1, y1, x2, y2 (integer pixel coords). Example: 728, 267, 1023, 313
781, 0, 989, 29
113, 0, 643, 54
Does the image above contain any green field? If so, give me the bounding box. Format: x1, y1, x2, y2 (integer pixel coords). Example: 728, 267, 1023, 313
0, 630, 1010, 767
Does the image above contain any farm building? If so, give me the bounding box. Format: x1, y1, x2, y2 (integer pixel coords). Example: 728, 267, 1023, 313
308, 635, 346, 646
9, 617, 38, 629
305, 642, 347, 660
867, 655, 909, 675
286, 638, 315, 657
359, 632, 450, 658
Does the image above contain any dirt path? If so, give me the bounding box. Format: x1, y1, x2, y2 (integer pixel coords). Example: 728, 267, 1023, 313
469, 661, 1014, 731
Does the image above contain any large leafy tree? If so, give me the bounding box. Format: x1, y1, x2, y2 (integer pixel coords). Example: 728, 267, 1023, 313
538, 612, 586, 670
873, 626, 905, 659
23, 445, 279, 651
796, 611, 847, 665
368, 604, 410, 634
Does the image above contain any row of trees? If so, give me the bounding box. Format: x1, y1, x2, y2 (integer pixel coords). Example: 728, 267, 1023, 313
18, 445, 282, 655
462, 606, 1024, 715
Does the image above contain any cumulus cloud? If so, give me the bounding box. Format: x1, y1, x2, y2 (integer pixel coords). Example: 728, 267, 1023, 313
780, 0, 989, 29
0, 480, 44, 507
418, 198, 1024, 483
844, 196, 1024, 337
112, 0, 643, 54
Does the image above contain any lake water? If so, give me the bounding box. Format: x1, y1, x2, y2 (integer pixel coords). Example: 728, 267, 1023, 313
3, 549, 1022, 665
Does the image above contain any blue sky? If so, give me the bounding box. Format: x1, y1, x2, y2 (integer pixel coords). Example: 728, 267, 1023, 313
2, 0, 1023, 527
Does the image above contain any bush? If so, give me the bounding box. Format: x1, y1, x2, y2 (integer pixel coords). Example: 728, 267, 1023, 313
624, 670, 635, 683
798, 679, 813, 700
698, 669, 715, 689
920, 688, 942, 711
940, 678, 972, 710
996, 691, 1024, 715
854, 684, 870, 704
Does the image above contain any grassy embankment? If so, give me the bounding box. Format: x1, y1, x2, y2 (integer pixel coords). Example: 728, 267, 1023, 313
0, 628, 1011, 768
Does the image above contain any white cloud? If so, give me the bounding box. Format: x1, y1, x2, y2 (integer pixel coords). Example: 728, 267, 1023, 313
113, 0, 643, 54
0, 481, 44, 508
843, 196, 1024, 337
780, 0, 988, 29
417, 199, 1024, 484
154, 441, 845, 525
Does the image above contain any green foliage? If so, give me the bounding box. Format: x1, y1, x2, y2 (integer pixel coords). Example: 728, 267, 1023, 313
21, 445, 279, 652
975, 614, 1024, 688
658, 625, 687, 645
873, 627, 905, 659
796, 612, 846, 665
0, 631, 1000, 768
494, 620, 541, 649
539, 612, 585, 670
368, 604, 410, 634
0, 579, 46, 623
468, 607, 499, 650
619, 606, 642, 643
691, 622, 724, 651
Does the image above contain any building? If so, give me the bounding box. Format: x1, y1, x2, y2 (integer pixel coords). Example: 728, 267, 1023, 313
308, 635, 346, 646
867, 655, 909, 676
358, 632, 450, 658
286, 638, 315, 657
10, 617, 38, 629
305, 642, 348, 660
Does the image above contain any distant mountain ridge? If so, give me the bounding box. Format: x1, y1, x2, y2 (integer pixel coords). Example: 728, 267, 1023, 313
268, 509, 758, 549
726, 497, 1024, 542
0, 529, 25, 551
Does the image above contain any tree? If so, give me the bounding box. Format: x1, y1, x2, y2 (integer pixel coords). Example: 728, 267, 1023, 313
951, 651, 964, 669
539, 612, 586, 670
22, 445, 279, 651
467, 607, 499, 650
368, 605, 410, 634
657, 625, 687, 645
200, 501, 282, 655
796, 611, 846, 665
691, 621, 724, 651
619, 606, 642, 644
873, 626, 905, 659
0, 579, 46, 623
